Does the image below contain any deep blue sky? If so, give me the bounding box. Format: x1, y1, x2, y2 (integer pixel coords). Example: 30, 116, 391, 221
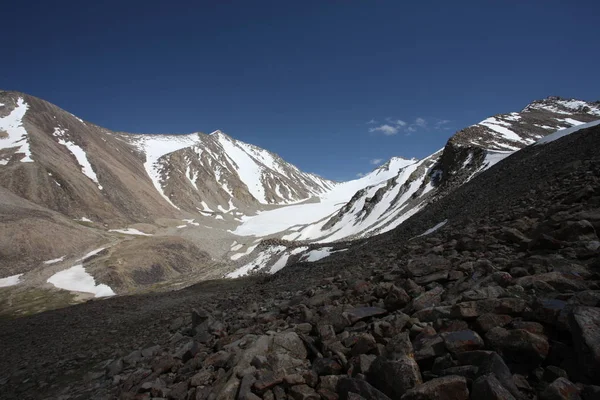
2, 1, 599, 180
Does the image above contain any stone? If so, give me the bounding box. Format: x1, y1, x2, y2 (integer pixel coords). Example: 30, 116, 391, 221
272, 332, 307, 360
414, 271, 449, 285
516, 272, 587, 292
351, 333, 377, 356
540, 377, 582, 400
169, 381, 189, 400
176, 340, 199, 363
141, 345, 161, 358
312, 358, 343, 376
471, 374, 516, 400
400, 375, 469, 400
319, 375, 341, 392
318, 388, 339, 400
368, 356, 422, 399
105, 358, 123, 378
190, 369, 213, 387
238, 373, 258, 400
289, 384, 319, 400
414, 334, 446, 362
441, 330, 484, 355
475, 352, 522, 399
407, 256, 451, 277
355, 354, 376, 374
318, 324, 337, 342
511, 320, 545, 334
384, 285, 411, 311
344, 307, 388, 325
337, 377, 392, 400
486, 327, 549, 366
543, 366, 569, 383
412, 287, 444, 312
123, 350, 142, 366
451, 298, 527, 319
474, 314, 513, 333
581, 385, 600, 400
492, 272, 513, 287
568, 306, 600, 382
501, 227, 531, 247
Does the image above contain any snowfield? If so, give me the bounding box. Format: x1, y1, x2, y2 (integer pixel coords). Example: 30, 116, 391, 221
47, 247, 115, 297
0, 274, 23, 288
536, 120, 600, 145
0, 98, 33, 165
109, 228, 153, 236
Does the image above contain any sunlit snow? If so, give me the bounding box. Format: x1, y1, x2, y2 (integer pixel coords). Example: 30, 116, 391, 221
109, 228, 153, 236
0, 98, 33, 164
47, 266, 115, 297
0, 274, 23, 287
58, 138, 102, 190
43, 256, 65, 265
536, 120, 600, 145
417, 220, 448, 237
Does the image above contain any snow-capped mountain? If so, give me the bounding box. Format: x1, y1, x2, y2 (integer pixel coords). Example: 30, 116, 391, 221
2, 90, 599, 294
226, 97, 600, 276
125, 130, 336, 214
0, 91, 335, 226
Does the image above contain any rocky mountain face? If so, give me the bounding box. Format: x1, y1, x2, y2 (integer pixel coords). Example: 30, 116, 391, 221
0, 90, 335, 276
226, 97, 600, 276
2, 121, 600, 400
0, 91, 335, 222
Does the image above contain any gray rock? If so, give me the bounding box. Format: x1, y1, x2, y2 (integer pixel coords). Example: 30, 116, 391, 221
471, 374, 516, 400
289, 384, 319, 400
368, 356, 422, 399
338, 377, 392, 400
440, 330, 485, 355
540, 377, 582, 400
485, 327, 549, 366
569, 306, 600, 382
400, 375, 469, 400
344, 307, 388, 325
412, 287, 444, 312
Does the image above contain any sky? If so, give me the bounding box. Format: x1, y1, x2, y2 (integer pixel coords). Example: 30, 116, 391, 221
2, 1, 599, 181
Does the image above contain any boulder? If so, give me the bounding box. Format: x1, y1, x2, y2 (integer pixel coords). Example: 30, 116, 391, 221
337, 377, 392, 400
485, 327, 549, 366
440, 330, 485, 355
568, 306, 600, 382
471, 374, 516, 400
400, 375, 469, 400
539, 377, 582, 400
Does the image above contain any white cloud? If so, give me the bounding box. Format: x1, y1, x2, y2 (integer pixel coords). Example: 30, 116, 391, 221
415, 117, 427, 128
356, 172, 366, 178
370, 158, 383, 165
435, 119, 451, 129
366, 119, 378, 124
369, 124, 399, 136
407, 126, 417, 133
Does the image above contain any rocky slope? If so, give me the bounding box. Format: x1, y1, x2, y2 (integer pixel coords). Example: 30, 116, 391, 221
226, 97, 600, 275
0, 90, 335, 223
1, 115, 600, 400
0, 90, 336, 282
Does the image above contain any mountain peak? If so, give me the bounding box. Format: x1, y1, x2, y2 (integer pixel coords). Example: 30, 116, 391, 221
522, 97, 600, 116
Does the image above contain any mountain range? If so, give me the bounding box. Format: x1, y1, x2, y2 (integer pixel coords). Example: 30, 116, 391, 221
0, 91, 599, 313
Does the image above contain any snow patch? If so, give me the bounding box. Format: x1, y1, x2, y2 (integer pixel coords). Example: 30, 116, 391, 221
0, 274, 23, 287
0, 98, 33, 163
109, 228, 153, 236
536, 120, 600, 145
47, 266, 115, 297
417, 220, 448, 237
58, 138, 102, 190
44, 256, 65, 265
